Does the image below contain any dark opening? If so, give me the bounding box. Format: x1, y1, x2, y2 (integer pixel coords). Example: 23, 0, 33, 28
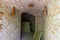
21, 12, 35, 40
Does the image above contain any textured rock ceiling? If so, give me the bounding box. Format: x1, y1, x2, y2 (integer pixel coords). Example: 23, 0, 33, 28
1, 0, 48, 16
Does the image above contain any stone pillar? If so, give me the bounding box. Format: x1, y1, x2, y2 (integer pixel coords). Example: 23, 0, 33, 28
44, 0, 60, 40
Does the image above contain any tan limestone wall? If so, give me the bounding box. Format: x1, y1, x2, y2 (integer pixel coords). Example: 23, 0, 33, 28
44, 0, 60, 40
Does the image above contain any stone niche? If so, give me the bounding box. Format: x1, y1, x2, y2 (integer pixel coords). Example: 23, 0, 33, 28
21, 12, 35, 40
20, 11, 44, 40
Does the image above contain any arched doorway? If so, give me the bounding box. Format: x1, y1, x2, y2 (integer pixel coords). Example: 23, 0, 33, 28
21, 12, 35, 40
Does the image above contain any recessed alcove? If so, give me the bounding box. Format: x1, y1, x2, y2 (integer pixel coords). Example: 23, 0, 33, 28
21, 12, 35, 40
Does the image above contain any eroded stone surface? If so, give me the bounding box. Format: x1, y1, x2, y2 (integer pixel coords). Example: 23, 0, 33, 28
44, 0, 60, 40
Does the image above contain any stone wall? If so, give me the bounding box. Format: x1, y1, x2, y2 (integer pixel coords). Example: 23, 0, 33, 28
0, 0, 47, 40
44, 0, 60, 40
